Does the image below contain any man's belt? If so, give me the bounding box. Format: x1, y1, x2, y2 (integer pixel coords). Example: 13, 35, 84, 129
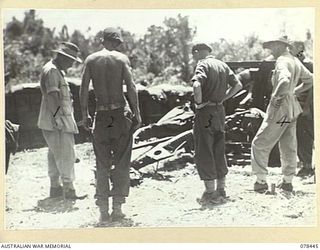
96, 103, 124, 112
195, 101, 223, 110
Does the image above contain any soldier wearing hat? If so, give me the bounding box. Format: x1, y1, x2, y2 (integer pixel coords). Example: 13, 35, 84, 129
38, 42, 85, 199
191, 42, 242, 204
251, 37, 313, 193
290, 41, 314, 177
80, 27, 141, 224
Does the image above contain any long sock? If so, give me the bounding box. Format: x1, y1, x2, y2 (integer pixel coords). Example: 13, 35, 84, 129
304, 162, 312, 169
50, 177, 61, 188
283, 176, 293, 183
204, 180, 215, 193
63, 182, 74, 190
112, 200, 122, 211
256, 174, 267, 184
217, 177, 226, 189
99, 202, 109, 213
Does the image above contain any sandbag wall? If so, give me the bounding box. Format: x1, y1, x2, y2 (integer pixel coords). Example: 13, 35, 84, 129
5, 82, 193, 150
5, 60, 275, 151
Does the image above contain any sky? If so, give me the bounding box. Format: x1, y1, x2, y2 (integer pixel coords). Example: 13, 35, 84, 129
2, 8, 315, 43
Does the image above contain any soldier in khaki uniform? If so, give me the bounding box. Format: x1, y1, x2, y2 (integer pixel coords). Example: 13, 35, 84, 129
251, 37, 313, 193
38, 42, 85, 199
191, 43, 242, 203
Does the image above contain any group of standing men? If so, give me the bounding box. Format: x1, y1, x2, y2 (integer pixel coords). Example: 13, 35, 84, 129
38, 28, 141, 223
37, 25, 313, 224
192, 36, 313, 204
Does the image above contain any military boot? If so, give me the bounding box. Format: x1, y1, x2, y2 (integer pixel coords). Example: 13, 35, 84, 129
111, 202, 126, 222
217, 177, 227, 198
63, 182, 87, 200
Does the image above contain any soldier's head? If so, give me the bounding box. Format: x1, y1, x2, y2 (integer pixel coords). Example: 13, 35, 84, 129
52, 42, 82, 70
263, 36, 292, 59
101, 27, 123, 50
290, 41, 305, 62
192, 43, 212, 62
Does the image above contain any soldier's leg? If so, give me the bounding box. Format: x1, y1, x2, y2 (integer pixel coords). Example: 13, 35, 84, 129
251, 119, 286, 185
279, 120, 297, 190
193, 110, 217, 181
42, 130, 63, 197
59, 132, 76, 183
47, 148, 60, 186
110, 116, 133, 220
296, 115, 314, 176
59, 132, 83, 199
214, 131, 228, 197
93, 118, 113, 222
193, 110, 221, 204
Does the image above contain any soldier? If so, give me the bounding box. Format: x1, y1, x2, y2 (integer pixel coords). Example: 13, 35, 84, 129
38, 42, 85, 199
191, 43, 242, 204
290, 41, 314, 177
5, 120, 19, 174
80, 27, 141, 224
251, 37, 313, 193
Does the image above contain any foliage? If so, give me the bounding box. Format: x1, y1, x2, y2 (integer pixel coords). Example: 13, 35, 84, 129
141, 15, 196, 83
210, 34, 269, 62
4, 9, 313, 87
4, 10, 57, 84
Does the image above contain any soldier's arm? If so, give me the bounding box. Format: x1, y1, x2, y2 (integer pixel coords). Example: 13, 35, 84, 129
45, 70, 62, 116
45, 70, 64, 129
223, 70, 242, 102
193, 80, 202, 105
294, 61, 313, 96
47, 92, 62, 117
271, 60, 291, 98
80, 59, 92, 130
191, 62, 208, 105
268, 60, 292, 108
123, 58, 141, 130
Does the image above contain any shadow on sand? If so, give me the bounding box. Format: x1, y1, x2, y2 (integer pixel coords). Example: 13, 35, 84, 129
33, 197, 79, 213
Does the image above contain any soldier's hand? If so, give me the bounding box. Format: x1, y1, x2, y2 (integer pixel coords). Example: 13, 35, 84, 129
132, 113, 142, 132
53, 117, 63, 130
270, 95, 284, 108
237, 69, 251, 81
82, 115, 92, 131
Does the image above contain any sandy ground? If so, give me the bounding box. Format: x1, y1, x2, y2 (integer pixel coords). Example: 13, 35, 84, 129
5, 142, 317, 229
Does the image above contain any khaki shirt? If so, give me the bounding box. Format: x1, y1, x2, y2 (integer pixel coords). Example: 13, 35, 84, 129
191, 55, 239, 103
37, 60, 78, 134
268, 51, 313, 121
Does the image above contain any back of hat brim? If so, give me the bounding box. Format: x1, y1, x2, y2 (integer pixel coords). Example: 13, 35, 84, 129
192, 43, 212, 53
115, 37, 123, 43
262, 40, 291, 49
52, 50, 83, 63
104, 37, 123, 43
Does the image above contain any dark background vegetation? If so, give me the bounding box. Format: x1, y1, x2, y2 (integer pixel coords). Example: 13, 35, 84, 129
4, 9, 287, 87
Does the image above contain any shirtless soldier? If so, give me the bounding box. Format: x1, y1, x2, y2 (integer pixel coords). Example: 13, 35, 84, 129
80, 27, 141, 223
